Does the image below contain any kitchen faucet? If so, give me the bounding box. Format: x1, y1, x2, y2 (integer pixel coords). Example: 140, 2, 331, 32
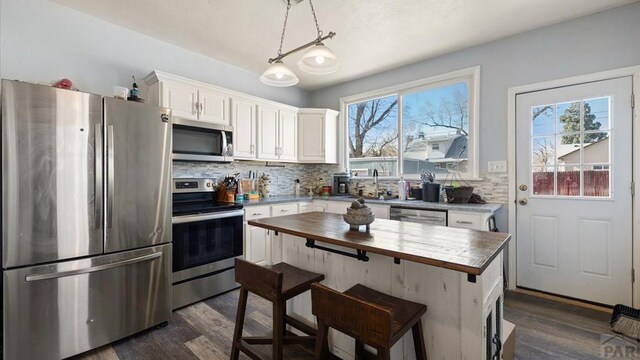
372, 169, 381, 199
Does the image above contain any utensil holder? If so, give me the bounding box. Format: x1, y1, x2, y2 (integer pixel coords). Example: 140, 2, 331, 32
422, 183, 441, 202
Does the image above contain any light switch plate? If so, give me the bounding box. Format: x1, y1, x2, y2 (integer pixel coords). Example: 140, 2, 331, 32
488, 160, 507, 173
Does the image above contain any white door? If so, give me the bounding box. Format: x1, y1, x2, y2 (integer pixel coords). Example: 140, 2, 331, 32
279, 110, 298, 161
161, 81, 198, 120
233, 98, 257, 159
299, 113, 326, 161
257, 104, 279, 160
516, 77, 633, 306
198, 88, 230, 125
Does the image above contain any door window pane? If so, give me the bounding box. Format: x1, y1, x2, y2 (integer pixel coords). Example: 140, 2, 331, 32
532, 137, 555, 166
348, 95, 399, 176
402, 82, 469, 175
556, 134, 580, 165
583, 132, 610, 164
557, 165, 580, 196
584, 165, 610, 197
531, 105, 555, 136
584, 97, 610, 131
532, 167, 555, 195
557, 101, 581, 134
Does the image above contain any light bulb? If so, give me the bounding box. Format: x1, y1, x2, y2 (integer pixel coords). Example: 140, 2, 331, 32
275, 73, 284, 79
314, 56, 326, 64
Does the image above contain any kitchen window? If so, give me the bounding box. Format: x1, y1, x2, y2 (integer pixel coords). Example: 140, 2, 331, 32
341, 66, 479, 179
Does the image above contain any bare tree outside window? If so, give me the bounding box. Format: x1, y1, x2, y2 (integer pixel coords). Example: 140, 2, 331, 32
348, 95, 399, 176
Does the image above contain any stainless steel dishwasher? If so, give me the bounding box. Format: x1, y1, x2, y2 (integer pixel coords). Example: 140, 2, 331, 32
390, 207, 447, 226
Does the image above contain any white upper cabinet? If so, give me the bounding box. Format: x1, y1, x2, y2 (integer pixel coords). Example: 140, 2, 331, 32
233, 98, 257, 159
257, 103, 280, 160
298, 108, 339, 164
257, 103, 298, 162
161, 80, 198, 120
278, 110, 298, 161
144, 71, 231, 126
145, 71, 336, 164
198, 88, 231, 125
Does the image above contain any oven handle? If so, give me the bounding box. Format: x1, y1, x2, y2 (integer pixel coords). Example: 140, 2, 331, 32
172, 210, 245, 224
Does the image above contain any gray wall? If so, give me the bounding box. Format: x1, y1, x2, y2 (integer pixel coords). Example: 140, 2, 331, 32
308, 2, 640, 175
0, 0, 310, 106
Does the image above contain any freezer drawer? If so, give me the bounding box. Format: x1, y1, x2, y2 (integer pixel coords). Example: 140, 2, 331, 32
2, 244, 172, 360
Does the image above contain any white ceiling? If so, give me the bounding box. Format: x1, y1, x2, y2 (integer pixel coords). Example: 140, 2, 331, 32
50, 0, 636, 90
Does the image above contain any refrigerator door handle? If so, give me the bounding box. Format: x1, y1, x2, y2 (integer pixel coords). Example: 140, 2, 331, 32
94, 123, 103, 230
107, 125, 114, 229
24, 252, 162, 282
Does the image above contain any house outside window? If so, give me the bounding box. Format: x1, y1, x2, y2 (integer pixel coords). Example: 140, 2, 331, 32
342, 67, 480, 179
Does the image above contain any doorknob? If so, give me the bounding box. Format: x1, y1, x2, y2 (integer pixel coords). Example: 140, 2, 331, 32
519, 184, 528, 191
518, 198, 528, 206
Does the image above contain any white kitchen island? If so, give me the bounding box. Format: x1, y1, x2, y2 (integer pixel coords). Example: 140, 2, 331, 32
249, 212, 510, 360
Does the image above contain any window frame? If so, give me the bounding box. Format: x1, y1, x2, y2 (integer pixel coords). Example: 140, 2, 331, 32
339, 66, 481, 181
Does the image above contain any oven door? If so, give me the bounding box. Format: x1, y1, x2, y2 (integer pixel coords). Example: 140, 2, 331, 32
172, 210, 244, 282
172, 119, 233, 162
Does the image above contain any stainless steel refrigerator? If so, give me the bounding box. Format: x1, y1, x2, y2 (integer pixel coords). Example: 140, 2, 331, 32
1, 80, 173, 360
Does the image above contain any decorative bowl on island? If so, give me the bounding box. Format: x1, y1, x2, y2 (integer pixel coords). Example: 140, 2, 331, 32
343, 197, 375, 231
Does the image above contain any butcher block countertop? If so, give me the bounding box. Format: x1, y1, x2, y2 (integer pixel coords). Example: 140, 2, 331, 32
248, 212, 511, 276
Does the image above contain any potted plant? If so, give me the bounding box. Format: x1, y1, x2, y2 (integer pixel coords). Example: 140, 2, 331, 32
420, 170, 440, 202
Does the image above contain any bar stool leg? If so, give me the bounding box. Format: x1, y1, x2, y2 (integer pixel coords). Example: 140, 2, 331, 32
376, 347, 391, 360
354, 340, 365, 359
412, 319, 427, 360
314, 320, 329, 360
231, 288, 249, 360
273, 300, 285, 360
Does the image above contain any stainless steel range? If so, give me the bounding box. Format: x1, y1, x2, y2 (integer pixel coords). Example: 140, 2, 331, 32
1, 80, 172, 360
171, 178, 244, 309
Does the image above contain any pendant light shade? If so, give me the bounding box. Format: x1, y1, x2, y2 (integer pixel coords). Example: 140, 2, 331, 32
260, 60, 299, 87
297, 43, 340, 74
263, 0, 338, 86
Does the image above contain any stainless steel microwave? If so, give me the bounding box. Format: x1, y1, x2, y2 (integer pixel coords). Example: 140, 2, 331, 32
172, 118, 234, 162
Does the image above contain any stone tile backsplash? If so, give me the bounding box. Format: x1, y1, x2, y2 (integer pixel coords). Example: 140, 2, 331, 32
173, 161, 508, 203
172, 161, 341, 196
349, 173, 509, 204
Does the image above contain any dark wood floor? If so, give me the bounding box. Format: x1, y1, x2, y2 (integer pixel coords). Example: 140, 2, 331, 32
505, 291, 614, 360
74, 289, 615, 360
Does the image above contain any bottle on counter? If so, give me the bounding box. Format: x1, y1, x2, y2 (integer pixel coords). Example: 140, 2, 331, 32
398, 177, 407, 201
294, 179, 301, 197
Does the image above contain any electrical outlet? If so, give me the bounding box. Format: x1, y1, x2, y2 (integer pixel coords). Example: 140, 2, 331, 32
488, 160, 507, 173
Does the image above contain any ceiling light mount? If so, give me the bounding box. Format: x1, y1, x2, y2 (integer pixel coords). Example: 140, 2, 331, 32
261, 0, 340, 87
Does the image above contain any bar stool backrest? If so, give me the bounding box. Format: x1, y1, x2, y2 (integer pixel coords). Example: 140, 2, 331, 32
235, 258, 283, 301
310, 283, 394, 349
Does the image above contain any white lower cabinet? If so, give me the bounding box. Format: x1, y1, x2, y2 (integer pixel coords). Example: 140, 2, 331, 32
244, 205, 271, 265
244, 203, 299, 266
448, 210, 492, 230
298, 202, 313, 213
245, 225, 269, 265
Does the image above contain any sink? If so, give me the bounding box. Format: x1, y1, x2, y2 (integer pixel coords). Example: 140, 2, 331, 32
351, 195, 394, 201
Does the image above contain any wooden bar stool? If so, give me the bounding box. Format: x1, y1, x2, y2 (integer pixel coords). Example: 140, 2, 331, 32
231, 258, 325, 360
311, 283, 427, 360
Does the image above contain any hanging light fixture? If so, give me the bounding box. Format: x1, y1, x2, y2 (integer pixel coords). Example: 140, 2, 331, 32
261, 0, 339, 87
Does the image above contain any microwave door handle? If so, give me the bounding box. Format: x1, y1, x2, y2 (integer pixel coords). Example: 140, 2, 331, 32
221, 130, 228, 157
